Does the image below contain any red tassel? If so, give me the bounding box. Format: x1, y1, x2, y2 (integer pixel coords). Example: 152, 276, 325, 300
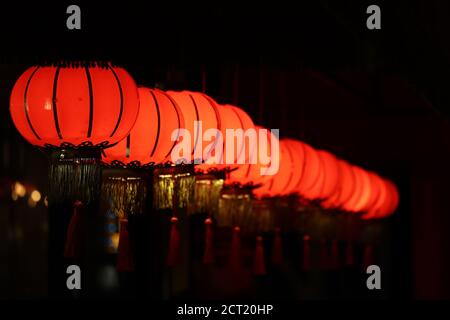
166, 217, 180, 267
64, 201, 84, 258
345, 241, 355, 267
254, 236, 266, 276
330, 239, 339, 270
272, 227, 283, 265
319, 239, 329, 270
363, 244, 374, 270
203, 218, 214, 264
229, 226, 241, 270
116, 219, 134, 271
302, 234, 311, 271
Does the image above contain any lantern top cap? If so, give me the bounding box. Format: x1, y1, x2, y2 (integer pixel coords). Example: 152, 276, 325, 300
33, 60, 118, 69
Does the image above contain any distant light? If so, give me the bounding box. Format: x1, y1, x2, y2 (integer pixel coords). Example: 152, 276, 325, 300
14, 182, 26, 197
27, 197, 37, 208
11, 192, 18, 201
44, 197, 48, 207
31, 190, 41, 202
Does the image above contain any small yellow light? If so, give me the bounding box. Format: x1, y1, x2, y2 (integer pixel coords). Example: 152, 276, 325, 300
14, 182, 26, 198
31, 190, 41, 202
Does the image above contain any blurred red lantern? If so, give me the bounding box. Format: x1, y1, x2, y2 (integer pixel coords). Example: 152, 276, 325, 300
10, 63, 139, 148
283, 139, 306, 194
349, 167, 373, 213
197, 104, 255, 172
229, 126, 279, 188
364, 178, 399, 219
265, 139, 295, 196
247, 128, 281, 198
294, 142, 322, 200
323, 160, 355, 210
103, 88, 184, 166
316, 150, 340, 201
383, 179, 399, 217
166, 91, 221, 164
362, 172, 382, 213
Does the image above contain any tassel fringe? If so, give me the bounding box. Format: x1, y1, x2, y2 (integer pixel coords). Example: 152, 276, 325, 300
48, 149, 102, 204
102, 174, 147, 219
191, 176, 224, 215
153, 166, 195, 210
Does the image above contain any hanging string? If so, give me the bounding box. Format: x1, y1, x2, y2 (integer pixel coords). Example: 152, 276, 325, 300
201, 67, 207, 94
233, 63, 240, 105
258, 56, 265, 124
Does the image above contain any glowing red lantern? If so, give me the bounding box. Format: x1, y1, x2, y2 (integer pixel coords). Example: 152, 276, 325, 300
282, 139, 306, 194
294, 142, 322, 200
383, 179, 399, 217
362, 177, 399, 219
9, 62, 140, 204
316, 150, 340, 201
166, 91, 221, 164
103, 88, 184, 165
229, 126, 278, 187
10, 63, 139, 148
349, 167, 373, 213
323, 160, 355, 210
245, 128, 281, 198
265, 139, 294, 195
342, 165, 365, 213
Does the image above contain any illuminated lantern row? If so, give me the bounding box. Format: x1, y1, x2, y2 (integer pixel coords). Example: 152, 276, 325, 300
238, 137, 399, 219
10, 62, 399, 273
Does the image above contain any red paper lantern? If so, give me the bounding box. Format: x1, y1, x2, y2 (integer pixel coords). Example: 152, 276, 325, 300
245, 128, 281, 198
166, 91, 221, 164
229, 126, 278, 187
294, 142, 322, 200
342, 165, 365, 213
10, 63, 139, 148
364, 178, 399, 219
283, 139, 306, 194
266, 139, 294, 196
316, 150, 340, 201
383, 179, 399, 217
103, 88, 184, 165
323, 160, 355, 210
362, 172, 382, 213
197, 104, 254, 171
349, 166, 373, 213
